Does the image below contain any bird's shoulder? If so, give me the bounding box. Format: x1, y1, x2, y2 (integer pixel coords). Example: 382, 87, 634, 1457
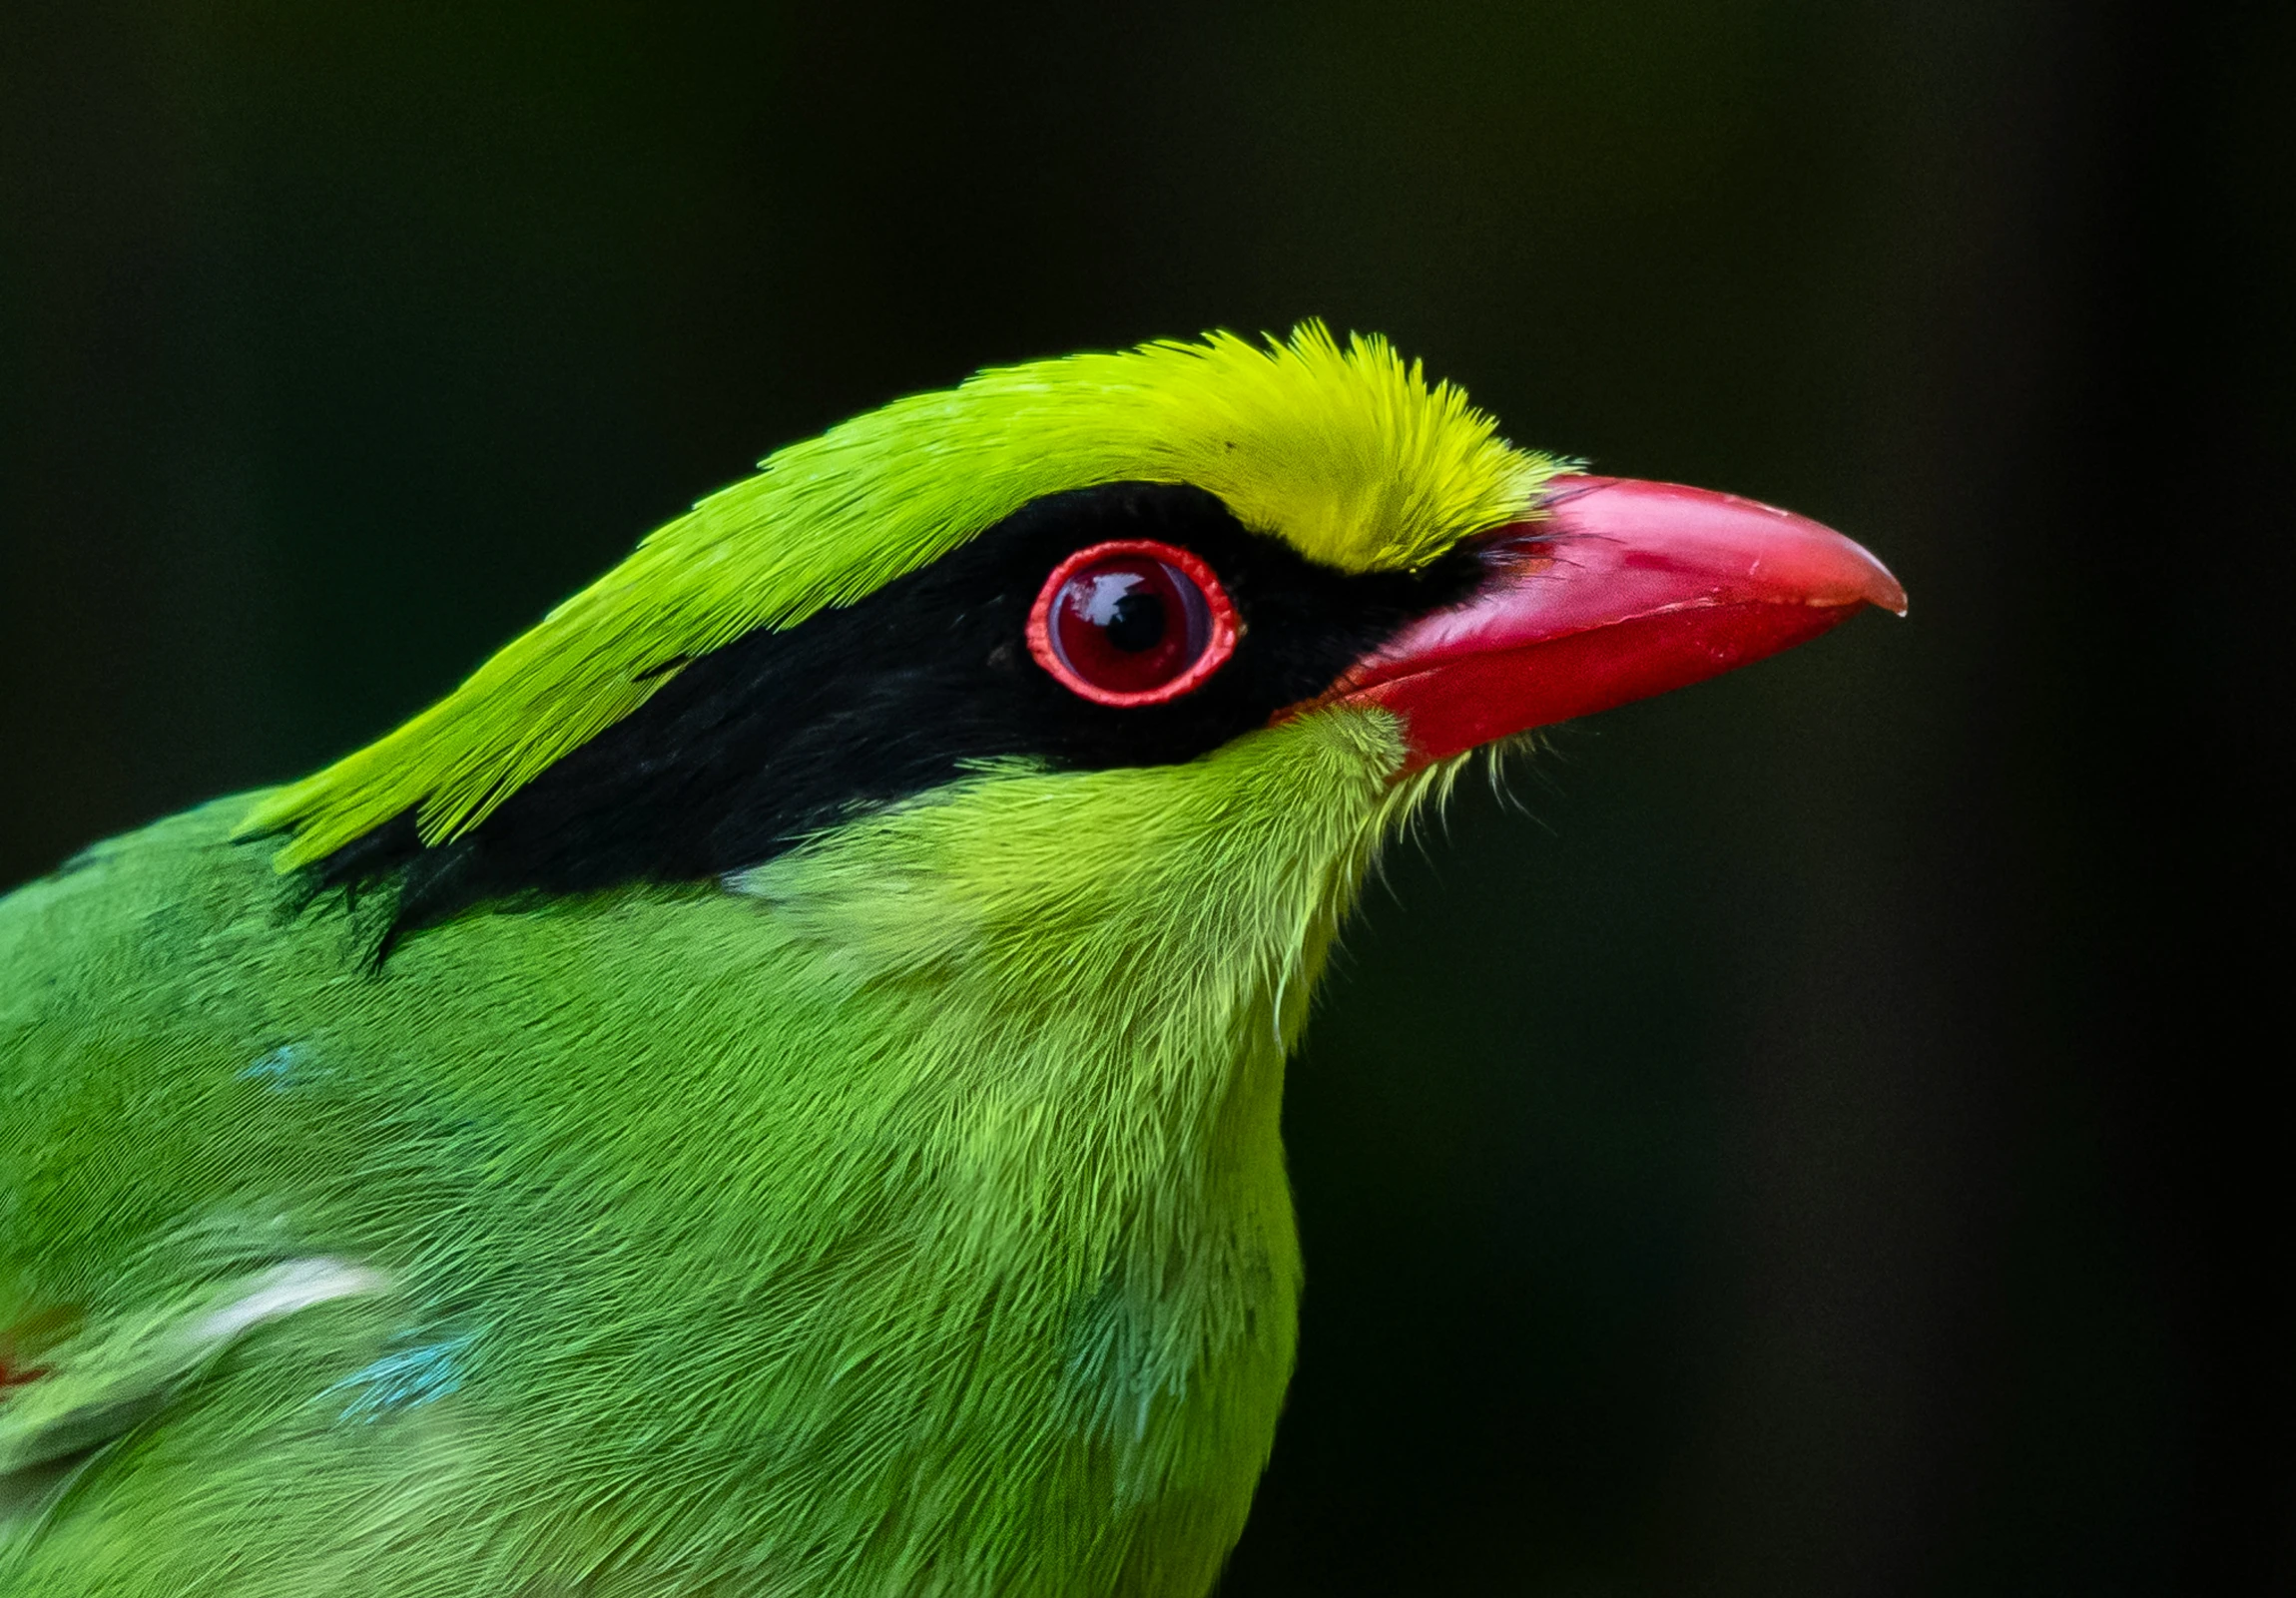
0, 797, 359, 1196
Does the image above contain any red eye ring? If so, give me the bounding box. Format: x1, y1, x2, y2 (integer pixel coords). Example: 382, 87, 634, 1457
1026, 538, 1241, 707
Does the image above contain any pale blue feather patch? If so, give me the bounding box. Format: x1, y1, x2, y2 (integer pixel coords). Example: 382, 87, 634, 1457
327, 1332, 474, 1423
239, 1043, 327, 1090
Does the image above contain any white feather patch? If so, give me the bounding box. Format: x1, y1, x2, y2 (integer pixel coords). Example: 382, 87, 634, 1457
185, 1258, 389, 1349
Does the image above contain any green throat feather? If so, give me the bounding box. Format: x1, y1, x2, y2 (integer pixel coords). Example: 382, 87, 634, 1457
3, 709, 1466, 1593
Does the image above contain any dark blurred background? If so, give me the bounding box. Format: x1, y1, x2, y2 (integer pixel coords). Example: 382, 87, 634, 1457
3, 1, 2288, 1592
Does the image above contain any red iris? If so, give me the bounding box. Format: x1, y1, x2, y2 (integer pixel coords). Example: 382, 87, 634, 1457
1026, 539, 1240, 706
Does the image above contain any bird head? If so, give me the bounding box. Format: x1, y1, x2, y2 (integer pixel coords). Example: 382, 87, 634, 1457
245, 325, 1902, 1034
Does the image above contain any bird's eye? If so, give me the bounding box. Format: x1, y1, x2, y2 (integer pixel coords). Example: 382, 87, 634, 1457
1026, 539, 1240, 706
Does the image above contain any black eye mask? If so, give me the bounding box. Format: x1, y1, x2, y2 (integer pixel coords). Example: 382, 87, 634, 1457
307, 482, 1488, 939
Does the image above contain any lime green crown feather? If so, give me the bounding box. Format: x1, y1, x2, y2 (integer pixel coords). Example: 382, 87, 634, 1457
246, 323, 1559, 869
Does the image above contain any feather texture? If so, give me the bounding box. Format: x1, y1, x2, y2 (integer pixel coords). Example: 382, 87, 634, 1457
1, 710, 1461, 1594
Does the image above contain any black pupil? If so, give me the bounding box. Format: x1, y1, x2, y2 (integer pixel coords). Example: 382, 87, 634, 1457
1105, 589, 1167, 652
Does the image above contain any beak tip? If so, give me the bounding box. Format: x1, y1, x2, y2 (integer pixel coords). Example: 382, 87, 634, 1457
1862, 562, 1910, 619
1818, 527, 1907, 619
1866, 578, 1910, 619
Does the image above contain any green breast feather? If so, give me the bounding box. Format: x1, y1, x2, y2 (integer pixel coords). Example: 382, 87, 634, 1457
0, 711, 1443, 1595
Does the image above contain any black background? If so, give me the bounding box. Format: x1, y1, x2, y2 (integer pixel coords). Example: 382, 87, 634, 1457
3, 3, 2287, 1592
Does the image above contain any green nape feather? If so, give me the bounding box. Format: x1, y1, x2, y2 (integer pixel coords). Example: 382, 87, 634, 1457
2, 709, 1462, 1595
244, 323, 1555, 868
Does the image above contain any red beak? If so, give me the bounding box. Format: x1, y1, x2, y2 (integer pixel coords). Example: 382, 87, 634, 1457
1313, 475, 1907, 770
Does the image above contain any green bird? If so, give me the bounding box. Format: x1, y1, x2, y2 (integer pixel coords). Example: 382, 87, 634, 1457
0, 326, 1902, 1596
